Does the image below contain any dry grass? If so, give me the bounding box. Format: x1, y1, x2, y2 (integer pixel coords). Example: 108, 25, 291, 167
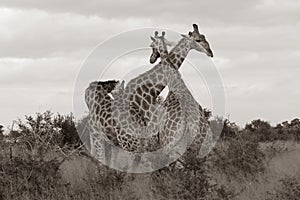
1, 139, 300, 200
1, 112, 299, 200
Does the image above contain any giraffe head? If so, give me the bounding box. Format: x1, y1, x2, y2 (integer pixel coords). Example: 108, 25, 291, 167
150, 24, 213, 64
184, 24, 213, 57
149, 31, 174, 64
85, 80, 119, 109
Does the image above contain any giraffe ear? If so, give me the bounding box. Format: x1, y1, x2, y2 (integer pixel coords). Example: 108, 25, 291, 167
150, 36, 156, 42
181, 34, 189, 38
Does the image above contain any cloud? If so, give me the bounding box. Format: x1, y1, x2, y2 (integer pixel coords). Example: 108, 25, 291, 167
0, 57, 81, 87
0, 0, 258, 20
0, 1, 299, 127
1, 5, 299, 60
0, 87, 73, 128
0, 8, 157, 58
1, 0, 299, 27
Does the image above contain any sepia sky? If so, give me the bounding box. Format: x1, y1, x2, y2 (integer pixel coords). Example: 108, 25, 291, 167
0, 0, 300, 129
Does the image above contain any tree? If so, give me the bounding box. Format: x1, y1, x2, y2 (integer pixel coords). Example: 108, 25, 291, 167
290, 118, 300, 141
245, 119, 271, 132
210, 117, 239, 140
0, 125, 4, 140
222, 119, 239, 139
290, 118, 300, 128
245, 119, 271, 141
8, 111, 82, 156
53, 113, 81, 147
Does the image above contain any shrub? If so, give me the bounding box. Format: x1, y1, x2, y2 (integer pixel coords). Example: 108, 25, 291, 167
151, 151, 235, 200
8, 111, 81, 156
266, 176, 300, 200
0, 156, 71, 199
210, 133, 265, 180
0, 125, 4, 140
0, 111, 86, 199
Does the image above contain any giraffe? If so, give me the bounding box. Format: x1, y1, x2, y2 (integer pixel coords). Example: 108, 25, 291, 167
143, 30, 212, 162
84, 80, 120, 145
110, 32, 200, 170
125, 24, 213, 128
112, 24, 213, 152
83, 25, 214, 170
148, 24, 213, 156
110, 26, 213, 157
110, 31, 177, 153
150, 24, 213, 65
84, 80, 160, 172
86, 25, 213, 154
148, 25, 214, 156
83, 32, 180, 172
149, 31, 175, 65
83, 80, 121, 163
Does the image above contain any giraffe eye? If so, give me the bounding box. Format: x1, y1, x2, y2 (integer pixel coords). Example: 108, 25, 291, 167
196, 39, 201, 42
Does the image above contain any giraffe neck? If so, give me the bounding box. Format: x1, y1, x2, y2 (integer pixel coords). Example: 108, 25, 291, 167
121, 38, 191, 128
158, 39, 169, 61
168, 38, 191, 70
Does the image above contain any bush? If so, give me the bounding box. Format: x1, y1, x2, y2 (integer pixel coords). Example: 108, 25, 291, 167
211, 133, 265, 180
244, 118, 300, 142
1, 111, 299, 199
266, 176, 300, 200
9, 111, 81, 155
0, 156, 71, 199
85, 165, 136, 200
0, 111, 87, 199
0, 111, 139, 199
0, 125, 4, 140
210, 117, 239, 140
151, 151, 235, 200
54, 113, 81, 147
245, 119, 272, 142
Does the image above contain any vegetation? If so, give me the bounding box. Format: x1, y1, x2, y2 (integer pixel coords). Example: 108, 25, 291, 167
245, 118, 300, 142
0, 111, 299, 199
210, 134, 265, 181
151, 152, 235, 200
0, 111, 79, 199
0, 125, 4, 141
266, 176, 300, 200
